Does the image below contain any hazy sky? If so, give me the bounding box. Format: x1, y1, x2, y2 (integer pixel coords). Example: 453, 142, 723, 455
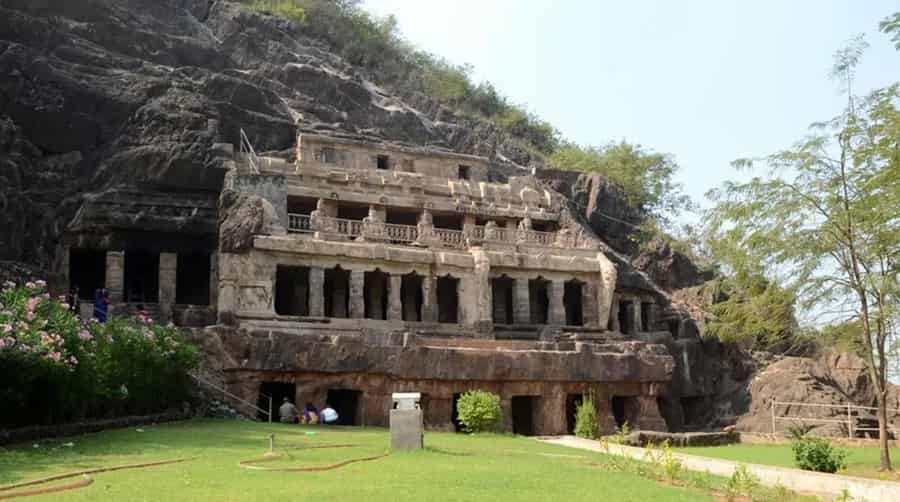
363, 0, 899, 223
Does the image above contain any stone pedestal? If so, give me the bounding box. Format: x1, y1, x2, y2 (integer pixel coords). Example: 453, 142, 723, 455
388, 274, 402, 321
158, 252, 177, 322
309, 267, 324, 317
390, 409, 424, 450
513, 278, 530, 324
549, 280, 566, 325
105, 251, 124, 302
349, 270, 365, 319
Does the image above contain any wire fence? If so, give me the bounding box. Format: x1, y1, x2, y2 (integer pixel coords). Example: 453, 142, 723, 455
771, 400, 900, 438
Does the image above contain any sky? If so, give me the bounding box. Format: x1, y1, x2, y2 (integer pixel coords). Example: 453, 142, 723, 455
363, 0, 899, 225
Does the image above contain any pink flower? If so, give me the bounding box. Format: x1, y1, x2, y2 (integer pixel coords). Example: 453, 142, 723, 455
1, 324, 11, 333
0, 338, 5, 349
26, 297, 40, 312
25, 281, 36, 289
47, 351, 62, 362
68, 356, 78, 365
35, 280, 46, 288
26, 312, 35, 321
78, 330, 93, 341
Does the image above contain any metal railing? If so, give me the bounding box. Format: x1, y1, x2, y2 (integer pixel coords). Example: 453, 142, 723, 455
288, 214, 312, 233
239, 128, 260, 175
191, 371, 272, 422
771, 400, 900, 438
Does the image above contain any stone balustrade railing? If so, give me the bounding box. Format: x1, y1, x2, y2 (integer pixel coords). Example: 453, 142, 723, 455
287, 213, 592, 250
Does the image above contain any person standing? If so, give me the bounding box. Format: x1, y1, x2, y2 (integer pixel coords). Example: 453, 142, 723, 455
93, 288, 110, 323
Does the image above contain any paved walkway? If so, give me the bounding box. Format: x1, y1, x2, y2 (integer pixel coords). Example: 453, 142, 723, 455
539, 435, 900, 502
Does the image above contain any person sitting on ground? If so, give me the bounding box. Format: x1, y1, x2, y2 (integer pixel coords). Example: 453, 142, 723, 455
301, 402, 319, 425
320, 402, 339, 425
279, 397, 299, 424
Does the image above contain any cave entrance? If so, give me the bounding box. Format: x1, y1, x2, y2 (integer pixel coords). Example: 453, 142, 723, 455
326, 389, 362, 426
451, 393, 463, 432
565, 394, 583, 434
324, 266, 349, 318
176, 253, 211, 305
69, 248, 106, 299
124, 251, 159, 303
258, 381, 296, 422
364, 269, 389, 320
491, 275, 514, 324
529, 277, 549, 324
618, 301, 631, 334
611, 396, 638, 429
401, 272, 423, 322
564, 279, 584, 326
437, 275, 459, 323
274, 265, 309, 316
511, 396, 539, 436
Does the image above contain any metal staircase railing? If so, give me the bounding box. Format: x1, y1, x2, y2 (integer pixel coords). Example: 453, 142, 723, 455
190, 371, 271, 422
239, 128, 260, 175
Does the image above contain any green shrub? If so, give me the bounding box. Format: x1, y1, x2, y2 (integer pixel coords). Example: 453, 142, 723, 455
573, 393, 599, 439
791, 436, 847, 473
0, 280, 199, 427
726, 464, 760, 497
456, 390, 501, 433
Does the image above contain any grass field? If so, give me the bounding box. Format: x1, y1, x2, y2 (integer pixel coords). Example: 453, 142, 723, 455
674, 442, 900, 480
0, 419, 716, 502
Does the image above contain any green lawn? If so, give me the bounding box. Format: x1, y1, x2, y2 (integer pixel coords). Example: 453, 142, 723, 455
0, 419, 712, 501
674, 443, 900, 480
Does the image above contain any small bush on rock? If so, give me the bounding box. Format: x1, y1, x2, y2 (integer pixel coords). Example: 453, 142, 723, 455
456, 390, 501, 433
573, 393, 599, 439
791, 436, 847, 473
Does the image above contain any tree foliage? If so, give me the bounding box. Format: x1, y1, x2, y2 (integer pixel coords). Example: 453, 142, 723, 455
456, 390, 502, 433
880, 12, 900, 50
550, 141, 693, 222
705, 36, 899, 470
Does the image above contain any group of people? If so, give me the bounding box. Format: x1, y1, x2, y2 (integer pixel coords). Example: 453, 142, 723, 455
65, 286, 118, 323
279, 398, 339, 425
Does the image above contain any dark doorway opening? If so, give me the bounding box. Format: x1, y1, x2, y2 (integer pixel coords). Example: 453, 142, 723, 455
432, 213, 463, 230
618, 301, 631, 334
326, 389, 362, 426
324, 266, 350, 318
337, 204, 368, 221
275, 265, 309, 316
287, 196, 318, 215
565, 394, 583, 434
437, 275, 459, 323
376, 154, 390, 170
451, 393, 463, 432
529, 277, 549, 324
667, 319, 680, 338
258, 381, 296, 422
386, 209, 419, 227
511, 396, 538, 436
641, 302, 653, 331
69, 248, 106, 299
491, 275, 514, 324
364, 269, 389, 320
531, 220, 558, 232
611, 396, 636, 429
401, 272, 423, 321
564, 280, 584, 326
458, 165, 471, 180
176, 253, 211, 305
124, 251, 159, 303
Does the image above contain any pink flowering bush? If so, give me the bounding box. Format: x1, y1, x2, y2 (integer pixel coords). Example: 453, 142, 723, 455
0, 281, 199, 428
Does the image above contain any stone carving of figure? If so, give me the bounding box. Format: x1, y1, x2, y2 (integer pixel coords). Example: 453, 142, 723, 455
414, 210, 435, 247
310, 198, 327, 235
517, 215, 533, 243
361, 205, 385, 241
484, 220, 499, 241
555, 227, 572, 248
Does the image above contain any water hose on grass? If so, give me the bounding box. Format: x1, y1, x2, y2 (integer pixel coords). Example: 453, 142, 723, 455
239, 443, 389, 472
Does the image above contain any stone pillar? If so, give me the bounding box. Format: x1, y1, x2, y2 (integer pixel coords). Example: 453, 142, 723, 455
631, 299, 642, 334
388, 274, 402, 321
422, 275, 437, 322
349, 270, 365, 319
540, 385, 567, 435
581, 281, 599, 328
610, 297, 621, 332
634, 396, 668, 431
548, 280, 566, 325
597, 395, 618, 435
105, 251, 124, 303
471, 248, 493, 336
597, 256, 617, 331
645, 303, 658, 332
158, 252, 177, 322
513, 278, 530, 324
309, 267, 324, 317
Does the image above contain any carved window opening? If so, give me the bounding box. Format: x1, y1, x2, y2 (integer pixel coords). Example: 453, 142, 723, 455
124, 250, 159, 303
528, 277, 550, 324
437, 275, 459, 323
564, 279, 584, 326
491, 275, 514, 324
618, 301, 631, 334
401, 272, 423, 322
324, 266, 350, 318
641, 301, 653, 331
364, 269, 389, 320
376, 154, 390, 170
69, 248, 106, 300
458, 164, 471, 180
511, 395, 539, 436
401, 158, 415, 172
275, 265, 309, 316
176, 253, 211, 305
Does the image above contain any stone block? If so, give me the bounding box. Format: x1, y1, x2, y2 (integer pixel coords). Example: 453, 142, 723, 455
390, 409, 423, 450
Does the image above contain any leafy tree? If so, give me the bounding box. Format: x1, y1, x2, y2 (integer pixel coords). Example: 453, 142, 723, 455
550, 141, 693, 223
706, 36, 899, 470
880, 12, 900, 50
